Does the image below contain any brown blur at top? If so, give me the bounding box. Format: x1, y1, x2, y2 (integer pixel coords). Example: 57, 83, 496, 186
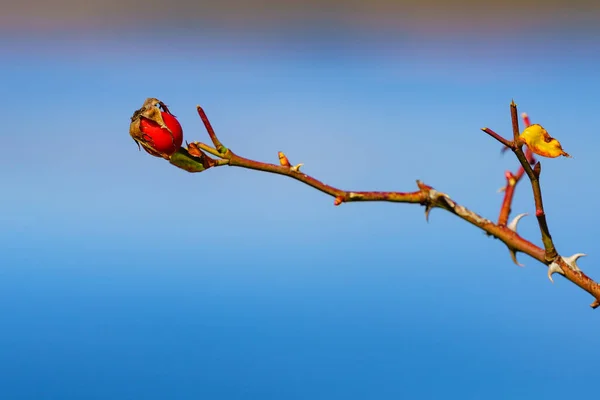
2, 0, 599, 37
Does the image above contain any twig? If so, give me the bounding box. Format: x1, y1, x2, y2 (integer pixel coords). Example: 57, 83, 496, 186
173, 103, 600, 308
196, 106, 228, 154
481, 127, 513, 148
497, 150, 535, 226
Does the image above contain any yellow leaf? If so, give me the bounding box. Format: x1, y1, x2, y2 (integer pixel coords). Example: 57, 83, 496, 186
519, 124, 571, 158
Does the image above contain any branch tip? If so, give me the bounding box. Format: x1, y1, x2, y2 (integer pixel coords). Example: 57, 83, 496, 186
482, 127, 513, 148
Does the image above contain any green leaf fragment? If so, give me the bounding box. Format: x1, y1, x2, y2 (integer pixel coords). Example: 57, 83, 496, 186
169, 148, 209, 173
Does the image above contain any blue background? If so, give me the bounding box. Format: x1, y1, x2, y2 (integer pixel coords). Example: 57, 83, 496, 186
1, 15, 600, 400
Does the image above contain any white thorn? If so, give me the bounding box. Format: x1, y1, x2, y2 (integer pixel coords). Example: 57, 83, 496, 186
563, 253, 586, 273
497, 186, 507, 193
507, 213, 528, 232
547, 261, 564, 283
290, 163, 304, 172
509, 248, 524, 267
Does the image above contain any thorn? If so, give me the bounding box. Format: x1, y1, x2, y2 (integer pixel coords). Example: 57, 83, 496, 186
563, 253, 586, 273
509, 248, 524, 267
507, 213, 528, 232
547, 253, 586, 283
290, 163, 303, 172
548, 261, 563, 283
497, 186, 507, 193
424, 205, 433, 222
278, 151, 291, 167
334, 196, 343, 206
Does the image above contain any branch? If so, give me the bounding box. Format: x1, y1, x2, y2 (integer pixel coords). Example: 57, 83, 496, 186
134, 100, 600, 309
509, 102, 558, 262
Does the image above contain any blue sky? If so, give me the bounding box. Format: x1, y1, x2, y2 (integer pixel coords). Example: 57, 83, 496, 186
1, 15, 600, 399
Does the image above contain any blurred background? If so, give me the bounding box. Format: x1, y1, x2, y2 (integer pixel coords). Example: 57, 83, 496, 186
1, 1, 599, 398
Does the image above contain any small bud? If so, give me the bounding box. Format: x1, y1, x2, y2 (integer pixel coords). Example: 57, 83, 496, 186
334, 196, 343, 206
278, 151, 291, 167
416, 180, 432, 191
533, 161, 541, 177
504, 170, 516, 187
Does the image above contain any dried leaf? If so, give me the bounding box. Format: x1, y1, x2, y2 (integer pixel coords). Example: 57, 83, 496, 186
187, 142, 204, 158
519, 124, 570, 158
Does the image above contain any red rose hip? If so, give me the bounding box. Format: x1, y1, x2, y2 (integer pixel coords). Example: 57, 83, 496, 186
130, 98, 184, 159
139, 111, 183, 156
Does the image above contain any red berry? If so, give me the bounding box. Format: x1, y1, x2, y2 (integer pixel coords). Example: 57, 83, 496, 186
139, 111, 183, 156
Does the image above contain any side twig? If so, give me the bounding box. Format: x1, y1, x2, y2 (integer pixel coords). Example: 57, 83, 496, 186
508, 101, 557, 262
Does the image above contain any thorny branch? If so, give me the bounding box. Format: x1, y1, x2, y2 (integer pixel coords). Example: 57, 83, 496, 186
170, 103, 600, 309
